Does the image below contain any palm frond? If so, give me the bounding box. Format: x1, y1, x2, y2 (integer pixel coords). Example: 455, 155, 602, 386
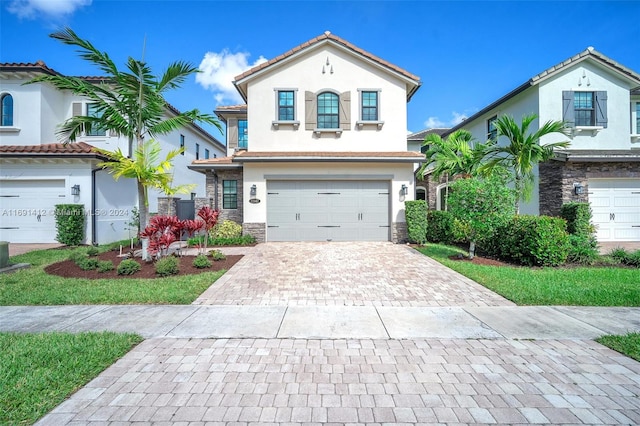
50, 27, 119, 77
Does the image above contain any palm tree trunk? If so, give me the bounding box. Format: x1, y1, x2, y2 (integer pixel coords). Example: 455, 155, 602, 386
468, 241, 476, 259
137, 180, 150, 261
444, 174, 449, 212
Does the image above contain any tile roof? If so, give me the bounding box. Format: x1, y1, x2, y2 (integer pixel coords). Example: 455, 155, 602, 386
215, 105, 247, 111
234, 151, 424, 161
192, 156, 235, 165
0, 60, 59, 76
0, 142, 108, 159
407, 128, 450, 141
554, 149, 640, 161
234, 31, 420, 84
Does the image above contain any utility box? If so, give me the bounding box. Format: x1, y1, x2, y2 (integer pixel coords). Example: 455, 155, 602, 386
0, 241, 9, 268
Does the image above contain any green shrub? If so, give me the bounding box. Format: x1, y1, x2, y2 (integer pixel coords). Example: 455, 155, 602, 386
76, 257, 99, 270
192, 254, 212, 269
188, 234, 256, 247
560, 202, 595, 236
405, 200, 427, 244
426, 210, 459, 244
566, 234, 599, 265
117, 259, 141, 276
155, 256, 179, 277
68, 248, 88, 263
448, 176, 516, 258
209, 249, 226, 261
610, 248, 640, 268
86, 246, 100, 257
610, 247, 628, 262
97, 260, 114, 273
212, 220, 243, 239
54, 204, 85, 246
498, 215, 570, 266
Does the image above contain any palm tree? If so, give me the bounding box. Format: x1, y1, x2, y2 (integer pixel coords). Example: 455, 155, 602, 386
481, 114, 570, 210
417, 129, 494, 210
28, 27, 221, 257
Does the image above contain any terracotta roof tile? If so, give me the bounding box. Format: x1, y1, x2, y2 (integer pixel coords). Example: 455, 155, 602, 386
407, 128, 450, 141
0, 142, 106, 157
234, 151, 424, 158
215, 104, 247, 111
0, 60, 59, 75
234, 31, 420, 83
192, 156, 235, 165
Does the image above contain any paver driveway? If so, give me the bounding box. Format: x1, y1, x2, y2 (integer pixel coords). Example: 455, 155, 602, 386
195, 242, 513, 307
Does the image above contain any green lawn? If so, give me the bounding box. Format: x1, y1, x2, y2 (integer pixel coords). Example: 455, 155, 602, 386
1, 248, 225, 305
417, 244, 640, 306
596, 333, 640, 362
0, 332, 142, 425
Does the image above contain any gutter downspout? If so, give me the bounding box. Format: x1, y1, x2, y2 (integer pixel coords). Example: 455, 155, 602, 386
213, 172, 219, 210
91, 168, 98, 245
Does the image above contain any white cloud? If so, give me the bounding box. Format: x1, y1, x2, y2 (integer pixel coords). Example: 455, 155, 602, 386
7, 0, 91, 19
423, 110, 473, 129
196, 50, 267, 105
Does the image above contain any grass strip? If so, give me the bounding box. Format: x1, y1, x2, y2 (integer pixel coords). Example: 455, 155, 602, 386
0, 332, 142, 425
417, 243, 640, 306
596, 333, 640, 362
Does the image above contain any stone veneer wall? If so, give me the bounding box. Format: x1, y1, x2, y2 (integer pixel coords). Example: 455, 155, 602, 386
213, 169, 244, 223
157, 197, 180, 217
194, 197, 213, 212
243, 223, 266, 243
392, 222, 407, 243
539, 161, 640, 217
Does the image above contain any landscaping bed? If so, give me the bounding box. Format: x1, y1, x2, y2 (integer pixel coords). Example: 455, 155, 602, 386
45, 250, 242, 279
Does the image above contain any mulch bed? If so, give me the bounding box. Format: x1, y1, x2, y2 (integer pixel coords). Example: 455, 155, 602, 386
44, 250, 243, 279
447, 254, 511, 267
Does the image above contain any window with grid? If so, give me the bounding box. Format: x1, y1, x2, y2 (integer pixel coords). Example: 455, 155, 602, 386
195, 143, 200, 160
361, 91, 378, 121
487, 115, 498, 141
574, 92, 595, 126
223, 180, 237, 209
86, 103, 106, 136
317, 92, 339, 129
278, 91, 295, 121
238, 119, 248, 149
636, 102, 640, 133
1, 94, 13, 126
205, 149, 210, 159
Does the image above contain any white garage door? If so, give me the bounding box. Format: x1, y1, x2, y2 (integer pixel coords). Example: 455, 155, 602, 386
589, 179, 640, 241
267, 180, 390, 241
0, 180, 66, 243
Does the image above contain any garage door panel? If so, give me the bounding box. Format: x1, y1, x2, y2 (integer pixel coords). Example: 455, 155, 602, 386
589, 179, 640, 242
266, 180, 389, 242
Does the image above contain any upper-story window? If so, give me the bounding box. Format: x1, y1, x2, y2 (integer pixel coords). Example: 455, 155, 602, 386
563, 90, 607, 128
238, 119, 248, 149
635, 102, 640, 134
205, 148, 210, 159
317, 92, 339, 129
361, 91, 378, 121
1, 93, 13, 126
180, 134, 185, 155
487, 115, 498, 141
86, 103, 106, 136
195, 143, 200, 160
278, 91, 295, 121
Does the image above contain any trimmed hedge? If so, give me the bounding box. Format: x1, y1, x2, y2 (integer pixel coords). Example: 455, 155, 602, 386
498, 215, 570, 266
560, 202, 594, 236
54, 204, 85, 246
426, 210, 458, 244
405, 200, 427, 244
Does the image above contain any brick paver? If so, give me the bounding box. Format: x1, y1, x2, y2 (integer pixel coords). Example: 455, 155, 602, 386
194, 242, 513, 307
38, 338, 640, 425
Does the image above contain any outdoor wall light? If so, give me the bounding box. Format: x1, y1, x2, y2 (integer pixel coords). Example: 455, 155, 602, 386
401, 184, 408, 195
249, 184, 260, 204
573, 183, 584, 195
250, 184, 257, 197
71, 184, 80, 195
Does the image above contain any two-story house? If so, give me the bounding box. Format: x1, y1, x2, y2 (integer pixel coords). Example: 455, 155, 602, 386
422, 47, 640, 243
0, 61, 225, 244
190, 32, 423, 243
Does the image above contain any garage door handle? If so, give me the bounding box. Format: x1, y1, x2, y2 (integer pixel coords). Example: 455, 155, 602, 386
0, 195, 18, 198
632, 226, 640, 228
379, 225, 390, 228
610, 213, 615, 221
267, 225, 279, 228
267, 192, 279, 195
632, 192, 640, 194
317, 225, 341, 228
317, 192, 340, 195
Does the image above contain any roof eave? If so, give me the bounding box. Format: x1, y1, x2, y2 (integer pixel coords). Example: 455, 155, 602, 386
235, 156, 424, 163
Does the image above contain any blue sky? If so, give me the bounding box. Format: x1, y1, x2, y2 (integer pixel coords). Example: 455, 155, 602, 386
1, 0, 638, 140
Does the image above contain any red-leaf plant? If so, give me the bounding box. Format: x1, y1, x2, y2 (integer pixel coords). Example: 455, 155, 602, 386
139, 215, 182, 259
197, 206, 220, 254
181, 219, 204, 254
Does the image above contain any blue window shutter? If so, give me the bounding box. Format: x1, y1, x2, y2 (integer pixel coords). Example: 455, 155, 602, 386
562, 91, 574, 127
595, 91, 608, 128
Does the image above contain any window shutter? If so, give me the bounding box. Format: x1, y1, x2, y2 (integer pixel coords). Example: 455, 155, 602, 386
72, 102, 82, 117
340, 91, 351, 130
595, 91, 608, 128
562, 91, 574, 127
305, 91, 316, 130
228, 118, 238, 150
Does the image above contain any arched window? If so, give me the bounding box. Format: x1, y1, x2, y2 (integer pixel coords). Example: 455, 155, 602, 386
1, 94, 13, 126
436, 183, 452, 211
317, 92, 339, 129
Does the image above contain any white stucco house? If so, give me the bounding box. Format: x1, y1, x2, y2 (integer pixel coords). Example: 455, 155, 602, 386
189, 32, 424, 242
420, 47, 640, 243
0, 61, 225, 244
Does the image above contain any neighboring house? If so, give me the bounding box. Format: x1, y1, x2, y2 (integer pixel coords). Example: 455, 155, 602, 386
0, 61, 225, 244
407, 128, 449, 202
421, 47, 640, 243
189, 31, 423, 243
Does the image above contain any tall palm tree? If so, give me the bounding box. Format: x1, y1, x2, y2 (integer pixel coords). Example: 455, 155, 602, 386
28, 27, 221, 257
481, 114, 570, 210
417, 129, 494, 210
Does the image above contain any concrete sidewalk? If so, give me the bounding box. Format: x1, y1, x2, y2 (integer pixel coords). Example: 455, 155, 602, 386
2, 305, 638, 340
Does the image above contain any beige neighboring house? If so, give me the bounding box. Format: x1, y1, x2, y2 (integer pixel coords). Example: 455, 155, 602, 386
419, 47, 640, 243
189, 32, 424, 243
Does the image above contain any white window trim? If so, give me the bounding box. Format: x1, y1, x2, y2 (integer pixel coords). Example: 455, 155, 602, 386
436, 183, 449, 211
632, 100, 640, 142
273, 88, 300, 129
0, 91, 17, 129
356, 88, 383, 129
